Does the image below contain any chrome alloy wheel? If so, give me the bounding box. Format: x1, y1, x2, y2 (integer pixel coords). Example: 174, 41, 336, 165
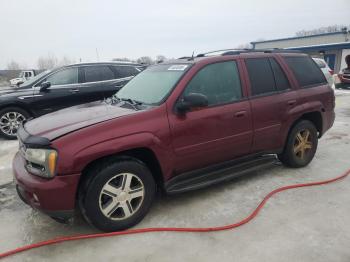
99, 173, 145, 220
0, 111, 26, 137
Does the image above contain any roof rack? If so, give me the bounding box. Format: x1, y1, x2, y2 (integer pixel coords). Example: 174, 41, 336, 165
196, 48, 301, 57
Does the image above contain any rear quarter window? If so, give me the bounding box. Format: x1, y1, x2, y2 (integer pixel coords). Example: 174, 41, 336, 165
284, 56, 327, 88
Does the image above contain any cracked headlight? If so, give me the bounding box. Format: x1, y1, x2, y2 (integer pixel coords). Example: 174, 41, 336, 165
25, 148, 58, 178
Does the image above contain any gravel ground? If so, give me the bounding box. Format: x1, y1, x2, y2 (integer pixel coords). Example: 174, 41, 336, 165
0, 89, 350, 262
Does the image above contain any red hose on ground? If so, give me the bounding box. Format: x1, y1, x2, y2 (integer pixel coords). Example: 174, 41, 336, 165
1, 168, 349, 260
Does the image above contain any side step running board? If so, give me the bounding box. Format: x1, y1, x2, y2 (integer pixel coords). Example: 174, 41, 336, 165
165, 155, 278, 194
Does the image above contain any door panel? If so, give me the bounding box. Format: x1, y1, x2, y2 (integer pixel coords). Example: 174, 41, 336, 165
244, 57, 298, 152
167, 60, 253, 174
250, 91, 298, 152
32, 85, 81, 115
32, 67, 81, 115
168, 101, 253, 173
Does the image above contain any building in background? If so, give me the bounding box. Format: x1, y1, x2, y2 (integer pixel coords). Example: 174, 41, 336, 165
251, 29, 350, 73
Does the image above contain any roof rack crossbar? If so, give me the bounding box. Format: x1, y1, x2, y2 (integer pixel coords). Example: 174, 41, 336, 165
196, 48, 250, 57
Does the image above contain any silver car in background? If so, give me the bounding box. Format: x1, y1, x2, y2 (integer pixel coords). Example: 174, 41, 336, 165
312, 57, 335, 89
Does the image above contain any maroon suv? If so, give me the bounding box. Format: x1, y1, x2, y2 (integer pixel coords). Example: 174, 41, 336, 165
13, 49, 335, 232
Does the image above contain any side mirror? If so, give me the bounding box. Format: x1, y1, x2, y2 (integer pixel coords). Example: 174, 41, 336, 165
40, 81, 51, 91
176, 93, 208, 114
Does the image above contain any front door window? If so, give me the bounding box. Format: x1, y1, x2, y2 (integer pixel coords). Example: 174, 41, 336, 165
46, 68, 79, 86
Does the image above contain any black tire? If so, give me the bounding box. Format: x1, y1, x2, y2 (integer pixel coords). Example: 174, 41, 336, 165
79, 159, 156, 232
278, 120, 318, 168
0, 107, 30, 139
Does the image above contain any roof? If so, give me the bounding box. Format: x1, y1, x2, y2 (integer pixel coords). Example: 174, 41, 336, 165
286, 42, 350, 52
251, 31, 347, 45
161, 49, 306, 66
67, 61, 144, 67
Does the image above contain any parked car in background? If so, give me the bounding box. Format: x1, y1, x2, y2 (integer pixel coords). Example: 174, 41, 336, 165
312, 58, 334, 88
13, 49, 335, 232
9, 70, 44, 86
338, 67, 350, 87
0, 62, 146, 139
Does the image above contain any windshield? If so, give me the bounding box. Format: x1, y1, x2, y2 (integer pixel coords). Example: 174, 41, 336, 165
19, 72, 24, 78
116, 64, 190, 105
19, 70, 51, 87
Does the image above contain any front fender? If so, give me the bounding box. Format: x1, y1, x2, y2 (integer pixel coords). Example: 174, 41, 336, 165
55, 132, 174, 179
0, 100, 34, 116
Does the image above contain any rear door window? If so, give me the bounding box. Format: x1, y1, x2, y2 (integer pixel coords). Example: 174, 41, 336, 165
284, 56, 327, 87
84, 66, 115, 83
269, 58, 291, 91
245, 58, 276, 96
113, 66, 139, 78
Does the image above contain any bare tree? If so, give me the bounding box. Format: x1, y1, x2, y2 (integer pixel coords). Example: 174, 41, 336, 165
156, 55, 167, 63
6, 60, 21, 70
137, 56, 154, 65
37, 53, 58, 69
58, 56, 76, 66
112, 57, 133, 62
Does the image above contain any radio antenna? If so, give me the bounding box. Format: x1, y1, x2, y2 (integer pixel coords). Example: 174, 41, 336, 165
189, 51, 195, 61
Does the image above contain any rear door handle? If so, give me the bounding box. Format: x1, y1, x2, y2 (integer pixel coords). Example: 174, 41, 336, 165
287, 100, 297, 106
235, 111, 247, 118
69, 88, 80, 93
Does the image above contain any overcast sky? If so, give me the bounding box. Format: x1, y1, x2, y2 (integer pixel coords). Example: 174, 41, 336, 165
0, 0, 349, 69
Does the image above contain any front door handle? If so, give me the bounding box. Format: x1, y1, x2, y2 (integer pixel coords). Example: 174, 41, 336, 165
287, 100, 297, 106
235, 111, 247, 118
69, 88, 80, 93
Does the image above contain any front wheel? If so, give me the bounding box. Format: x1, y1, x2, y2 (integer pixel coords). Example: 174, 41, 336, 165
0, 107, 30, 139
279, 120, 318, 168
79, 159, 156, 232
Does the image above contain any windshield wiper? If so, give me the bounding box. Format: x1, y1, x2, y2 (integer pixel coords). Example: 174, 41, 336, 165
120, 98, 143, 105
110, 96, 143, 110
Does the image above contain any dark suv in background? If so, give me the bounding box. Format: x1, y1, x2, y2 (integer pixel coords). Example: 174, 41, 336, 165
0, 62, 146, 139
13, 49, 335, 232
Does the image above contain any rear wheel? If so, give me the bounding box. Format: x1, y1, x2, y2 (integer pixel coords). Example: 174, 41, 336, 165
0, 107, 30, 139
279, 120, 318, 168
79, 159, 156, 232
